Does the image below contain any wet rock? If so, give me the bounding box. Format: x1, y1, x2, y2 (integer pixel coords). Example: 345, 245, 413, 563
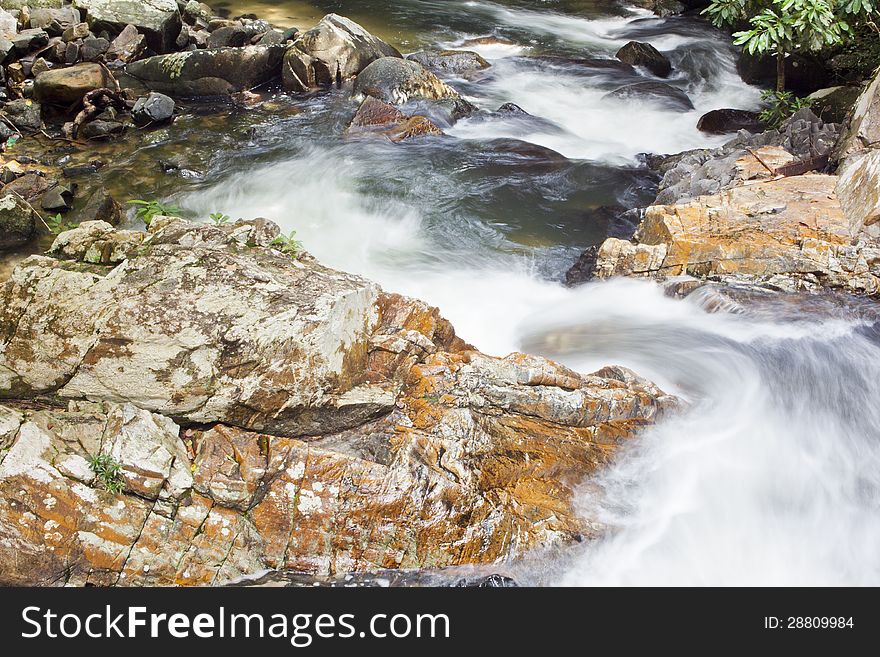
79, 118, 125, 140
591, 160, 880, 295
495, 102, 528, 115
40, 183, 72, 211
615, 41, 671, 78
126, 44, 285, 96
0, 98, 41, 132
73, 0, 182, 54
206, 23, 252, 48
697, 108, 763, 135
257, 29, 286, 46
1, 172, 50, 201
282, 13, 401, 91
33, 62, 113, 104
565, 245, 599, 287
406, 49, 490, 75
0, 191, 39, 251
354, 57, 461, 105
605, 81, 694, 111
347, 95, 443, 142
73, 186, 123, 225
104, 23, 146, 65
132, 91, 174, 125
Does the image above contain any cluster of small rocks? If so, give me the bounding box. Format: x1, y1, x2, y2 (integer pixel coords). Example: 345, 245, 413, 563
649, 108, 841, 205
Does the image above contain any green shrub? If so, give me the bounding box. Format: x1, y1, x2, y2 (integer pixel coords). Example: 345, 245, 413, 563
128, 199, 182, 227
759, 89, 814, 127
87, 452, 125, 494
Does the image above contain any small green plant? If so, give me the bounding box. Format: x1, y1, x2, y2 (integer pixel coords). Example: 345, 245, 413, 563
128, 199, 181, 227
87, 452, 125, 494
270, 229, 304, 257
758, 90, 813, 128
45, 213, 77, 235
209, 212, 231, 226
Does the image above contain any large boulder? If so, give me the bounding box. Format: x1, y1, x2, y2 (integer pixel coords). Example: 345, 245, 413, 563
0, 217, 677, 585
587, 153, 880, 294
697, 108, 763, 135
615, 41, 671, 78
354, 57, 461, 105
604, 81, 694, 111
406, 49, 490, 75
72, 0, 182, 54
126, 45, 285, 96
33, 62, 113, 104
0, 191, 39, 251
282, 14, 401, 91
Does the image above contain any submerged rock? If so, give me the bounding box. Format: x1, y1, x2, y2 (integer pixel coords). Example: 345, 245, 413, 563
604, 81, 694, 111
0, 98, 42, 132
354, 57, 461, 105
615, 41, 671, 78
126, 45, 285, 96
282, 14, 401, 92
132, 91, 174, 125
347, 95, 443, 142
0, 217, 677, 585
406, 49, 490, 75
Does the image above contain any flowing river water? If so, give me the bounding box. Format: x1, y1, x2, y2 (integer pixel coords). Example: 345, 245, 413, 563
8, 0, 880, 585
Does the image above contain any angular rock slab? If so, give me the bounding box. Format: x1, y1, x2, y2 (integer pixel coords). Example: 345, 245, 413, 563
282, 13, 401, 92
0, 348, 675, 584
593, 166, 880, 294
0, 218, 461, 436
73, 0, 181, 54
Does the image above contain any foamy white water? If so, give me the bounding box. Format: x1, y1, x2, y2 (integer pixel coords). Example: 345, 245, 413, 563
519, 280, 880, 586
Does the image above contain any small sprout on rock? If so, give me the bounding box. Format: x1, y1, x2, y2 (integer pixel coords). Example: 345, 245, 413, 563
270, 229, 304, 257
210, 212, 231, 226
86, 453, 125, 494
128, 199, 182, 227
46, 213, 77, 235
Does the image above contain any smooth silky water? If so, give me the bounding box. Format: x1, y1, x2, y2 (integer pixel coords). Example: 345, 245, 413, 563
11, 1, 879, 584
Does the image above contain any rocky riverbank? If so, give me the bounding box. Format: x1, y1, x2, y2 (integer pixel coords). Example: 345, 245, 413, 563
566, 67, 880, 299
0, 216, 677, 585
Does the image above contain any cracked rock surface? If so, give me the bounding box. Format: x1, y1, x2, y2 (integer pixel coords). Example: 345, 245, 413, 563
0, 218, 677, 585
